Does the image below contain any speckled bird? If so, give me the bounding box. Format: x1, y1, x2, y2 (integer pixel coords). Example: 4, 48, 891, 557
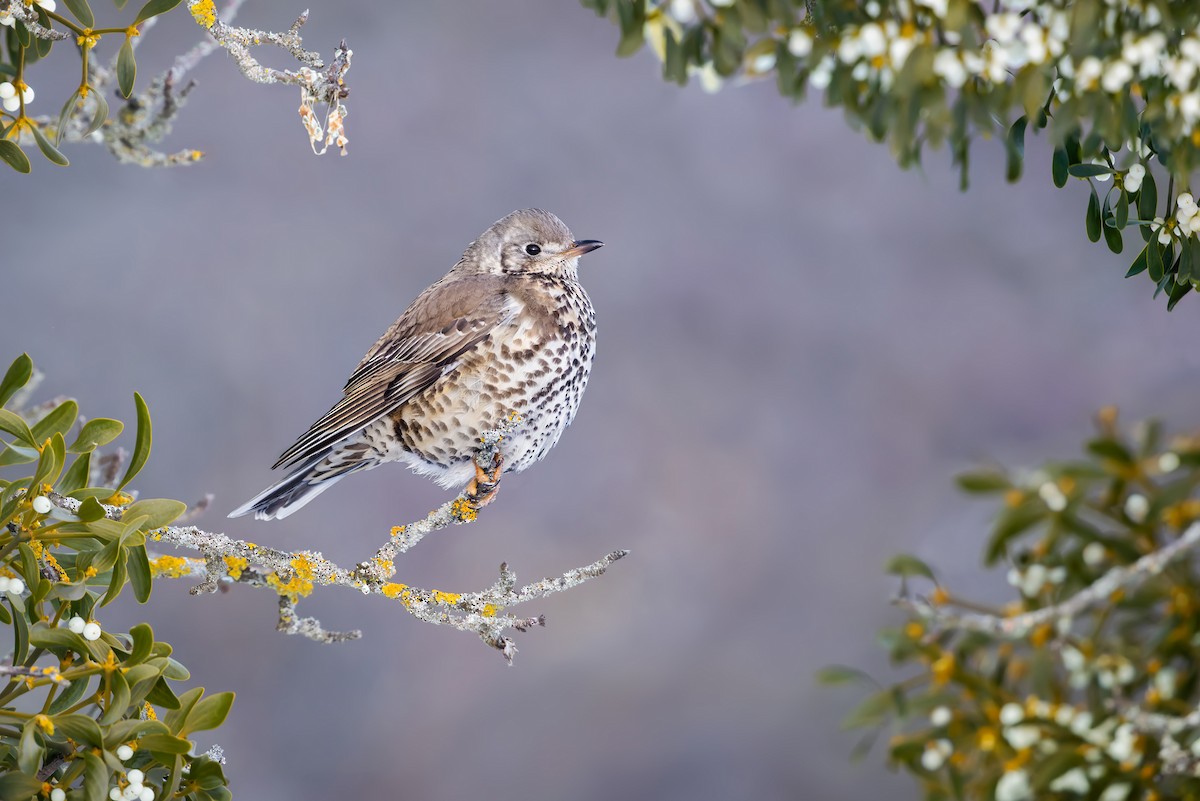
229, 209, 602, 520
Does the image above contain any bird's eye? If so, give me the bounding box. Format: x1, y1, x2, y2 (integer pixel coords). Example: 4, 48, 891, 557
525, 244, 541, 256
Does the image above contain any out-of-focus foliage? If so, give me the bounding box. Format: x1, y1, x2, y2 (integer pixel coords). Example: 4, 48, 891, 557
0, 354, 233, 801
585, 0, 1200, 308
0, 0, 184, 172
824, 409, 1200, 800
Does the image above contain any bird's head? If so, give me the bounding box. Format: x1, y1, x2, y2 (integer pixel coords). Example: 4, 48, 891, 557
461, 209, 602, 279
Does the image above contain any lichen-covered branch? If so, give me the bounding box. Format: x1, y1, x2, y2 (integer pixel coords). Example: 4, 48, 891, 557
46, 422, 627, 664
898, 522, 1200, 639
185, 0, 351, 154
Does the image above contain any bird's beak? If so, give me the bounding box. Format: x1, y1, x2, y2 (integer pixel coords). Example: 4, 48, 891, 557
561, 240, 603, 258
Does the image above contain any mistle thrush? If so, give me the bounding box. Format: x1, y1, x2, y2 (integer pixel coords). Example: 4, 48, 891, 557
229, 209, 602, 520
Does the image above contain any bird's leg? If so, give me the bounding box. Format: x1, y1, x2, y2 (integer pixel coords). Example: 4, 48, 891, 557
465, 452, 504, 507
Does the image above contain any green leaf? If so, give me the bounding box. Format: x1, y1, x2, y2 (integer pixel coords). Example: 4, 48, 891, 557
18, 718, 42, 776
128, 544, 152, 603
101, 544, 128, 606
28, 625, 89, 654
1126, 243, 1150, 278
1068, 163, 1112, 178
1115, 190, 1129, 229
133, 0, 184, 24
190, 756, 229, 790
1167, 276, 1192, 311
1087, 438, 1134, 465
883, 553, 935, 582
614, 0, 645, 57
0, 354, 32, 407
117, 37, 137, 98
985, 504, 1046, 564
127, 622, 155, 664
1149, 239, 1165, 282
0, 771, 44, 800
1103, 193, 1124, 254
183, 691, 235, 734
30, 121, 69, 166
123, 498, 185, 529
62, 0, 94, 27
117, 392, 151, 491
842, 688, 898, 730
99, 669, 131, 724
1004, 116, 1026, 183
164, 687, 203, 735
58, 451, 92, 494
11, 599, 28, 663
83, 750, 108, 801
137, 732, 193, 754
815, 665, 876, 687
1085, 185, 1101, 243
77, 496, 106, 523
0, 140, 31, 173
85, 91, 108, 137
1138, 169, 1158, 241
55, 88, 82, 146
145, 676, 181, 709
31, 400, 78, 442
54, 714, 104, 748
102, 719, 168, 750
30, 432, 66, 491
0, 408, 36, 446
47, 673, 90, 714
1051, 147, 1068, 188
955, 470, 1011, 493
68, 418, 123, 453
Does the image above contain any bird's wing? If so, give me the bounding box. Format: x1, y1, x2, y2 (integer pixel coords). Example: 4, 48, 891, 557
272, 274, 519, 470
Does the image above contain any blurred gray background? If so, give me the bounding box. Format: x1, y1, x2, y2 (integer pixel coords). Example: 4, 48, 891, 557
6, 2, 1200, 799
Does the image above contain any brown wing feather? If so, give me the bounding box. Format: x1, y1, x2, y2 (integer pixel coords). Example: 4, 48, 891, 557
272, 274, 518, 470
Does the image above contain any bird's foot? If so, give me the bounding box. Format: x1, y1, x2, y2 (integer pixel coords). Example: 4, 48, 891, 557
465, 453, 504, 507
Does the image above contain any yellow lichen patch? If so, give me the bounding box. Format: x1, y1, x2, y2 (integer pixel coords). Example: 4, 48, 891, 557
33, 714, 53, 735
105, 491, 133, 506
266, 555, 316, 602
390, 525, 407, 537
371, 556, 395, 578
450, 498, 478, 523
190, 0, 216, 28
381, 582, 408, 600
149, 555, 198, 579
223, 555, 248, 581
431, 590, 460, 606
480, 604, 500, 617
930, 652, 955, 686
141, 702, 156, 721
1030, 624, 1053, 648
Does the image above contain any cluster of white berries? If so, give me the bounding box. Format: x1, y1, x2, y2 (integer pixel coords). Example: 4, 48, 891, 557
993, 700, 1143, 800
919, 705, 956, 770
109, 768, 155, 801
649, 0, 1200, 139
0, 575, 26, 594
0, 81, 33, 114
1005, 561, 1067, 597
1152, 193, 1200, 244
65, 615, 103, 641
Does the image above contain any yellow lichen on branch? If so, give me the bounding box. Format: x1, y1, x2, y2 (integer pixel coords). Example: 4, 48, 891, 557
189, 0, 216, 28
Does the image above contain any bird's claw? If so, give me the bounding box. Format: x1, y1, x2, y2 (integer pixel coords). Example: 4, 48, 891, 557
465, 453, 503, 507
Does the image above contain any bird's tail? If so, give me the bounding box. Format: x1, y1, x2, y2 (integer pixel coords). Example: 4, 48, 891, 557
228, 451, 368, 521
